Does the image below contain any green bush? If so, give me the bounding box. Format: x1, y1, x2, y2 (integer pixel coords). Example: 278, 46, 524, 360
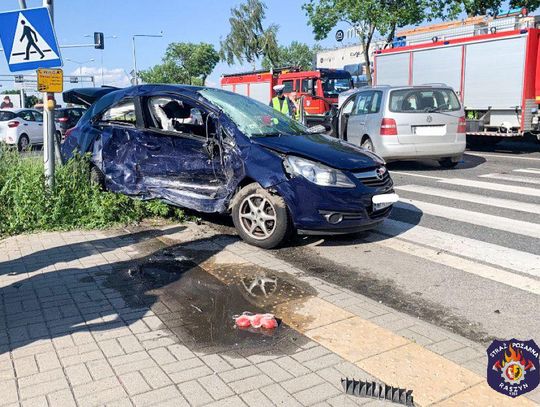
0, 146, 184, 237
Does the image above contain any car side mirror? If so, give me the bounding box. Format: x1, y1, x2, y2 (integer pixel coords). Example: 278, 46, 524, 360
307, 124, 326, 134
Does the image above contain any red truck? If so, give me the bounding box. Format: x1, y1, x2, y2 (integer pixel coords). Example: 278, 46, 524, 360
220, 67, 354, 125
373, 12, 540, 145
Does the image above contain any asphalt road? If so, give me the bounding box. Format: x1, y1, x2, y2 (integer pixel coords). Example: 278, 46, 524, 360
267, 139, 540, 345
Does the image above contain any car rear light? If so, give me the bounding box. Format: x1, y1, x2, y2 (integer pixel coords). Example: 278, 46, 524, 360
380, 118, 397, 136
457, 116, 466, 133
57, 117, 68, 123
7, 120, 19, 128
64, 127, 75, 139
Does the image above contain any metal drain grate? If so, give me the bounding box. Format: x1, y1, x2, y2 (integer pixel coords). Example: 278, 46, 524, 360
341, 378, 414, 406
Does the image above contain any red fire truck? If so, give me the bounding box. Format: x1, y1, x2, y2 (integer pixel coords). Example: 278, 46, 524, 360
220, 67, 353, 125
373, 12, 540, 144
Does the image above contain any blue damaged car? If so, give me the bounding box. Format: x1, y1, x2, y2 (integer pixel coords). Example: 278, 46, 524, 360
62, 85, 398, 249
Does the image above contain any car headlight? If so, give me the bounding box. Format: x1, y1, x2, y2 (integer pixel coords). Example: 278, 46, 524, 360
284, 156, 355, 188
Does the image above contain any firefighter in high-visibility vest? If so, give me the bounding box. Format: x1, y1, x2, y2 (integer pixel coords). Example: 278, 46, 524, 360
269, 84, 296, 118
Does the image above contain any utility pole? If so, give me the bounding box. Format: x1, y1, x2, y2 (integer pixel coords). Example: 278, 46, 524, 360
18, 0, 27, 8
43, 0, 55, 189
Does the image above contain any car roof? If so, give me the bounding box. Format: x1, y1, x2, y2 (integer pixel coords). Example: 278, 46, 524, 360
369, 84, 453, 91
0, 108, 39, 113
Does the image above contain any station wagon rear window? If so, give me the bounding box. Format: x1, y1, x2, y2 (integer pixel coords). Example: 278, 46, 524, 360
389, 88, 461, 113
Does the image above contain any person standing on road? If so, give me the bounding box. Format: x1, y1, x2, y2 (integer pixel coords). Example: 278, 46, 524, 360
20, 20, 45, 61
270, 84, 296, 118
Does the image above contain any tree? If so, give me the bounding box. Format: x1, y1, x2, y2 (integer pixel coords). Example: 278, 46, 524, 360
303, 0, 449, 85
140, 42, 219, 86
261, 41, 322, 70
165, 42, 220, 85
220, 0, 279, 69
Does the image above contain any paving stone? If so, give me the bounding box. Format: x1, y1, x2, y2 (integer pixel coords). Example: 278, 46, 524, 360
219, 365, 262, 383
169, 365, 212, 384
131, 385, 184, 407
177, 379, 213, 406
13, 355, 39, 377
148, 347, 176, 365
304, 353, 343, 371
65, 364, 92, 386
98, 339, 125, 358
273, 356, 310, 377
426, 339, 467, 355
292, 346, 332, 363
60, 350, 103, 368
239, 389, 274, 407
257, 360, 294, 382
260, 383, 302, 407
228, 373, 274, 393
220, 352, 252, 368
198, 374, 235, 401
281, 372, 326, 394
204, 395, 247, 407
293, 382, 341, 405
140, 366, 172, 389
167, 344, 194, 361
119, 372, 151, 396
19, 377, 69, 400
113, 358, 157, 375
86, 358, 115, 379
76, 385, 128, 407
21, 395, 48, 407
117, 335, 144, 354
35, 351, 61, 372
0, 379, 19, 405
47, 389, 77, 407
162, 357, 204, 374
18, 368, 65, 389
200, 354, 233, 373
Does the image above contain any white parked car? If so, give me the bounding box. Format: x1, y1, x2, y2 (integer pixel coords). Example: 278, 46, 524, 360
0, 108, 44, 151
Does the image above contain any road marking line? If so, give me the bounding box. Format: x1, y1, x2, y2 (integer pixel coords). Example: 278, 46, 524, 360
395, 184, 540, 214
514, 168, 540, 175
369, 233, 540, 295
479, 173, 540, 185
466, 152, 540, 162
395, 199, 540, 239
440, 178, 540, 197
389, 171, 443, 180
378, 219, 540, 278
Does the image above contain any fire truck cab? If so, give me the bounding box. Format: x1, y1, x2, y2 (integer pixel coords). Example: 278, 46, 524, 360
221, 68, 353, 126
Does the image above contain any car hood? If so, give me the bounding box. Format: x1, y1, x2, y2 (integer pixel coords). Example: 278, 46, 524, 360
251, 133, 383, 170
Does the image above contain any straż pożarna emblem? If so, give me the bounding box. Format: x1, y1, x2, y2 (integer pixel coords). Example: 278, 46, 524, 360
486, 339, 540, 398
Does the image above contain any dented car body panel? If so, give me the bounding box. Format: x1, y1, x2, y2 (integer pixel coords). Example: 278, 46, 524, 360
62, 85, 394, 233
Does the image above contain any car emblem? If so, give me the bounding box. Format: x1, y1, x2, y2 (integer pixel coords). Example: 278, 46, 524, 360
426, 115, 433, 123
376, 167, 386, 180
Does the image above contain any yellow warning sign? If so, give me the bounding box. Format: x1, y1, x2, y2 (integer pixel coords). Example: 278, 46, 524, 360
37, 68, 63, 93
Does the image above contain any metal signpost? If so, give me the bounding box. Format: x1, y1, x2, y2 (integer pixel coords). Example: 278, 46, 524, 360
0, 1, 61, 189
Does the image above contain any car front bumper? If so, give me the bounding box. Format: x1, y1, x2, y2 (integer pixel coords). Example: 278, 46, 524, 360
273, 176, 394, 234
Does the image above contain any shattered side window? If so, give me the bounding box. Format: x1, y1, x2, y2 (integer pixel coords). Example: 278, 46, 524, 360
147, 96, 207, 138
101, 99, 137, 126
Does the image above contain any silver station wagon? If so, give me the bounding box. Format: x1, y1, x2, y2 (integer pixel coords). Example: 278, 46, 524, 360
334, 85, 466, 168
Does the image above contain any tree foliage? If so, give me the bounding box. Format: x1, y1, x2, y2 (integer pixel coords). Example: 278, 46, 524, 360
220, 0, 279, 68
261, 41, 321, 70
303, 0, 430, 84
140, 42, 219, 85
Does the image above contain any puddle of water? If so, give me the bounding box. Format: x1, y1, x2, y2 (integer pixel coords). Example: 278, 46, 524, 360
104, 248, 313, 352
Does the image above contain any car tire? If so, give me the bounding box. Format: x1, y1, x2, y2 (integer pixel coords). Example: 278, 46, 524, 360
17, 134, 30, 152
90, 165, 106, 190
439, 158, 459, 168
361, 137, 374, 152
231, 182, 293, 249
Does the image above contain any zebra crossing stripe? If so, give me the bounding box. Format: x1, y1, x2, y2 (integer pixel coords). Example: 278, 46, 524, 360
394, 199, 540, 239
479, 173, 540, 185
395, 184, 540, 214
369, 233, 540, 295
514, 168, 540, 175
378, 220, 540, 278
439, 178, 540, 197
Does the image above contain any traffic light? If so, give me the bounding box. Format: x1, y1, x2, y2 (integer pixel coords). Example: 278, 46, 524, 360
94, 32, 104, 50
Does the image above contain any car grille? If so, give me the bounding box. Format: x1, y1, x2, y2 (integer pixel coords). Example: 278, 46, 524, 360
353, 167, 393, 189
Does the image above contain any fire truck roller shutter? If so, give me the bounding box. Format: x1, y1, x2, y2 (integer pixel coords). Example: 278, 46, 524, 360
235, 83, 249, 97
222, 85, 234, 92
375, 52, 410, 86
412, 46, 462, 92
463, 36, 526, 110
249, 82, 272, 104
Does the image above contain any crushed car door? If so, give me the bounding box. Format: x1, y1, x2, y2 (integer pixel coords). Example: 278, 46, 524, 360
137, 94, 234, 213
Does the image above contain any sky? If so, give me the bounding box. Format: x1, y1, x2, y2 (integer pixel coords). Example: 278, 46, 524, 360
0, 0, 356, 94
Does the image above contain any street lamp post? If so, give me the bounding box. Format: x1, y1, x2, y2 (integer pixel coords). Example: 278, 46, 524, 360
131, 32, 163, 85
65, 58, 94, 84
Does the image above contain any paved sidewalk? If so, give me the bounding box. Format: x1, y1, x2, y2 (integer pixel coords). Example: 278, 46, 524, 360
0, 223, 538, 407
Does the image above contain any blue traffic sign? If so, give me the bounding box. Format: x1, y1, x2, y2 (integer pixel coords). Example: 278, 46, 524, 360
0, 7, 62, 72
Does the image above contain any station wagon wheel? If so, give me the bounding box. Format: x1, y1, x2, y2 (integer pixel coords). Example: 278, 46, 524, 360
232, 183, 293, 249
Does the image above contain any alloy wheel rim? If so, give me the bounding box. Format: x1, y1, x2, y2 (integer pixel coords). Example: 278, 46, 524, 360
239, 194, 277, 240
20, 137, 28, 149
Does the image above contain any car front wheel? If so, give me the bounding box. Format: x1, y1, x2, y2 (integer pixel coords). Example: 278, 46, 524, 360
231, 183, 292, 249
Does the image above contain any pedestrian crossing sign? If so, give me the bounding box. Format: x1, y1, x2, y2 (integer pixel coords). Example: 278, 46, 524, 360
0, 7, 62, 72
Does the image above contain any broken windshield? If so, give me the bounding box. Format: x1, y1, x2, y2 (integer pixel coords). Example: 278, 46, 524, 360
199, 88, 309, 138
